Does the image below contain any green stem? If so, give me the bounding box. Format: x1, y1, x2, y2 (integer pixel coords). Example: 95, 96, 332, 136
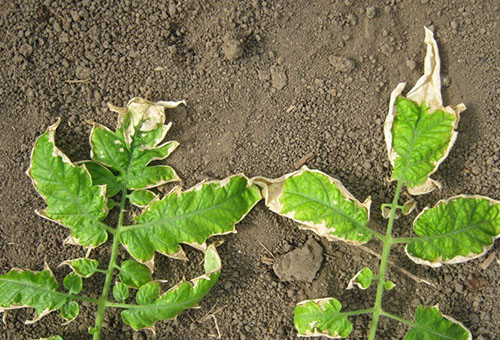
392, 236, 416, 244
92, 189, 128, 340
380, 310, 414, 327
368, 181, 404, 340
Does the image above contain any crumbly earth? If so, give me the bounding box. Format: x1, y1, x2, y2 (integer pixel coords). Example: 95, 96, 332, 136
1, 0, 499, 339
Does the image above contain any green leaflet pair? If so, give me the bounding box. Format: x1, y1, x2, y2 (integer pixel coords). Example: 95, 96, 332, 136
1, 27, 499, 340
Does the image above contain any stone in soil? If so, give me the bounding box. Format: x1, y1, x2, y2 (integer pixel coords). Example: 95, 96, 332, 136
273, 238, 323, 282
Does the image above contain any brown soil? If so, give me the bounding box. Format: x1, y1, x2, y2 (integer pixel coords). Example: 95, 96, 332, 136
1, 1, 499, 339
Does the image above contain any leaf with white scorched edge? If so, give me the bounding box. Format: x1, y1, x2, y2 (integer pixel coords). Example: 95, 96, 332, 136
119, 175, 261, 265
254, 167, 372, 245
294, 298, 353, 338
60, 300, 79, 322
404, 305, 471, 340
27, 119, 109, 247
128, 189, 157, 207
90, 97, 184, 191
82, 161, 121, 197
347, 267, 373, 290
120, 244, 221, 330
405, 195, 500, 267
61, 258, 99, 278
0, 268, 68, 324
385, 27, 466, 195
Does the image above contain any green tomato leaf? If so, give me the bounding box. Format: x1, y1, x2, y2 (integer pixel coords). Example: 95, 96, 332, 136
385, 28, 466, 195
136, 281, 160, 305
0, 268, 68, 323
404, 305, 471, 340
82, 161, 121, 197
40, 336, 64, 340
347, 267, 373, 290
128, 189, 157, 208
294, 298, 353, 338
61, 258, 99, 278
384, 281, 395, 290
121, 244, 222, 330
254, 168, 372, 245
63, 273, 82, 294
120, 175, 261, 266
26, 119, 109, 247
119, 260, 152, 288
60, 300, 79, 322
90, 98, 184, 191
406, 196, 500, 267
113, 282, 129, 303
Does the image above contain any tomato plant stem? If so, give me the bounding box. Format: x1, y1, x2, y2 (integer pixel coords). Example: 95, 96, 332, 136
92, 188, 128, 340
368, 180, 403, 340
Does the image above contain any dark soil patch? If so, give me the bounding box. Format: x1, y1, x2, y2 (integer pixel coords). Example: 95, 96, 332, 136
1, 1, 499, 339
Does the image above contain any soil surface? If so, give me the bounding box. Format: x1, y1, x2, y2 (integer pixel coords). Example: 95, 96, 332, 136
1, 1, 499, 339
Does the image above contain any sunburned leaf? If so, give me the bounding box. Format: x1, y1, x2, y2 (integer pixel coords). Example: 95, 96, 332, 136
254, 168, 372, 244
404, 305, 471, 340
120, 244, 222, 330
128, 189, 157, 207
406, 195, 500, 267
113, 282, 129, 303
119, 175, 261, 265
60, 300, 79, 322
90, 98, 183, 191
0, 268, 68, 324
119, 260, 152, 288
347, 267, 373, 290
61, 258, 99, 278
63, 273, 82, 294
294, 298, 353, 338
82, 161, 121, 197
27, 119, 109, 248
385, 27, 466, 195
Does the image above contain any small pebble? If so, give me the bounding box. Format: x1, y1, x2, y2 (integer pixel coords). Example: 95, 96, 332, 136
366, 6, 377, 19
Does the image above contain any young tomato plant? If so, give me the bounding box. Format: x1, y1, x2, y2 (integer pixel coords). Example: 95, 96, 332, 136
255, 28, 499, 339
0, 98, 261, 339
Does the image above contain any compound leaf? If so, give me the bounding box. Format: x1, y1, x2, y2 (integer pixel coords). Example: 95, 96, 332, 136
63, 273, 82, 294
405, 195, 500, 267
90, 98, 183, 191
120, 244, 221, 330
120, 175, 261, 265
82, 161, 121, 197
294, 298, 353, 338
113, 282, 129, 303
119, 260, 151, 288
60, 300, 79, 322
347, 267, 373, 290
0, 268, 68, 323
61, 258, 99, 278
254, 168, 372, 244
404, 305, 471, 340
128, 189, 157, 208
27, 119, 109, 248
385, 28, 465, 195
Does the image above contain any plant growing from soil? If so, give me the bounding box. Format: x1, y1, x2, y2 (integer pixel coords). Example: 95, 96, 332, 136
255, 28, 499, 339
0, 98, 261, 339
